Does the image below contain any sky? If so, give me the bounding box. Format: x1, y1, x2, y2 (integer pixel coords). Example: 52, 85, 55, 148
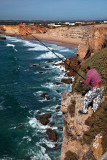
0, 0, 107, 21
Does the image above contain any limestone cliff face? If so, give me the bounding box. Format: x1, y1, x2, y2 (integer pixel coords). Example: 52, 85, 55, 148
0, 24, 107, 60
0, 24, 48, 36
46, 24, 107, 60
60, 92, 106, 160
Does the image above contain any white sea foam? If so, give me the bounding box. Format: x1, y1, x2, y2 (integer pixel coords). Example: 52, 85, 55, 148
7, 43, 15, 48
40, 138, 55, 148
33, 91, 43, 96
28, 45, 48, 51
50, 44, 65, 50
59, 48, 70, 52
52, 65, 66, 72
42, 104, 60, 112
39, 98, 50, 103
29, 117, 57, 133
22, 136, 32, 143
6, 35, 23, 43
36, 51, 64, 59
29, 118, 49, 133
41, 81, 72, 93
33, 144, 51, 160
6, 43, 17, 52
41, 82, 57, 90
9, 126, 16, 130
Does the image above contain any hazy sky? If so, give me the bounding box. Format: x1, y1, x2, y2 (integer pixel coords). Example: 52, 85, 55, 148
0, 0, 107, 21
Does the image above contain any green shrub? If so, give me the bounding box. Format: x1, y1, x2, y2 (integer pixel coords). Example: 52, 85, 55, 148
72, 47, 107, 96
83, 98, 107, 153
64, 151, 78, 160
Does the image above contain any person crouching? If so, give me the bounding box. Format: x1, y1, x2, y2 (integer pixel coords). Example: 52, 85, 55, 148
79, 64, 104, 114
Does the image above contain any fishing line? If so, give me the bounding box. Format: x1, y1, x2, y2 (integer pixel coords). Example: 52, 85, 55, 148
22, 26, 85, 80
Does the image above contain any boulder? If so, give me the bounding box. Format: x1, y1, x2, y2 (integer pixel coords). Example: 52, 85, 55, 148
39, 72, 43, 74
64, 56, 81, 76
46, 128, 58, 142
37, 113, 51, 125
56, 90, 60, 93
56, 106, 61, 110
40, 93, 50, 100
53, 82, 63, 85
58, 127, 63, 131
47, 60, 53, 63
0, 36, 6, 40
61, 78, 72, 84
32, 64, 37, 67
45, 66, 49, 68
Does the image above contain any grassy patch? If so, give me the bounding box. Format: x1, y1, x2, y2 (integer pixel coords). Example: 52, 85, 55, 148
72, 47, 107, 96
83, 98, 107, 153
64, 151, 78, 160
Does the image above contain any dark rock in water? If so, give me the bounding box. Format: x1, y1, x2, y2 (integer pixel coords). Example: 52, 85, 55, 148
58, 127, 63, 131
37, 111, 41, 114
46, 128, 57, 142
40, 93, 50, 100
53, 82, 63, 85
32, 63, 40, 67
61, 78, 72, 84
59, 62, 64, 66
0, 36, 6, 40
32, 64, 37, 67
47, 60, 53, 63
45, 66, 49, 68
39, 71, 43, 74
56, 106, 60, 110
56, 90, 60, 93
37, 113, 51, 125
17, 123, 25, 129
49, 122, 55, 127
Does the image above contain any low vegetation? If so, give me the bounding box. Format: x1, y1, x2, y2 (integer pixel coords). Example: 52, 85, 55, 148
64, 151, 78, 160
72, 47, 107, 96
72, 47, 107, 153
83, 98, 107, 153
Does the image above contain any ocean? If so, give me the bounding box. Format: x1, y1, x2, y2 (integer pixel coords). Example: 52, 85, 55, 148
0, 35, 77, 160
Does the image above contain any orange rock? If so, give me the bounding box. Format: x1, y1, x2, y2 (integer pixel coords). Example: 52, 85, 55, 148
92, 134, 103, 160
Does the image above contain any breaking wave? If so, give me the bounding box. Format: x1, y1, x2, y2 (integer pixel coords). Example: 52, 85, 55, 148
6, 43, 17, 52
36, 51, 64, 59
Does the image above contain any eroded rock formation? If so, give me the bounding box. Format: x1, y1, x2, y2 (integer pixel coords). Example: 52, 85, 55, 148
60, 92, 107, 160
0, 24, 107, 61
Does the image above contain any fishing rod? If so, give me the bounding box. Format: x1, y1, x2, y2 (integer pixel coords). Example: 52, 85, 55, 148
22, 25, 85, 80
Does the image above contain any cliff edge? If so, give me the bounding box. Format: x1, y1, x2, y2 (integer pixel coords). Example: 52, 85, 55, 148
60, 48, 107, 160
0, 24, 107, 62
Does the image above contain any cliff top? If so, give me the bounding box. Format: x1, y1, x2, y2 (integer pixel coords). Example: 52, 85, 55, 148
72, 47, 107, 96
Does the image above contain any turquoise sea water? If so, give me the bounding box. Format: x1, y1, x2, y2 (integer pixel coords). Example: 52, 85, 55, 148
0, 35, 77, 160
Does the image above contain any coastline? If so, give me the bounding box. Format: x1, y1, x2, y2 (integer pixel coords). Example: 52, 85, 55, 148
33, 33, 80, 48
16, 33, 79, 48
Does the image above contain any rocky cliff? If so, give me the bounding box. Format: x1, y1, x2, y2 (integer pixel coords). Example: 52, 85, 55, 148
60, 47, 107, 160
0, 24, 48, 36
60, 92, 107, 160
0, 24, 107, 159
46, 24, 107, 60
0, 24, 107, 61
